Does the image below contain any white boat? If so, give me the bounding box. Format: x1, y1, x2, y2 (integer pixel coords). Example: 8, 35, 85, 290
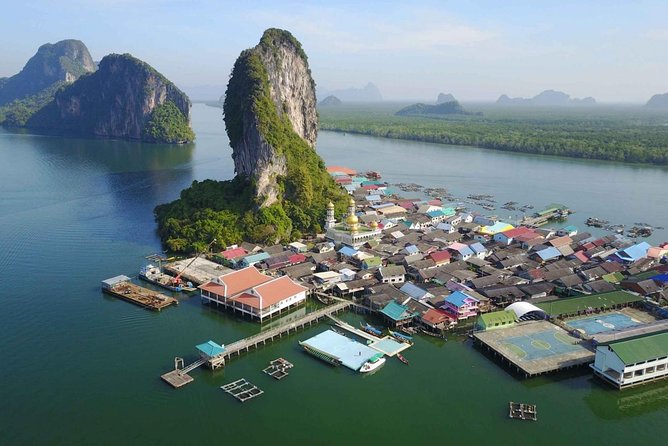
359, 353, 386, 373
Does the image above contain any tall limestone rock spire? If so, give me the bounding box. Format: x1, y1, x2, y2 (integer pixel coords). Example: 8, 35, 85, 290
223, 28, 319, 207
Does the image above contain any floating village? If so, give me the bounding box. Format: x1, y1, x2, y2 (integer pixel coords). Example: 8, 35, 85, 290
102, 165, 668, 411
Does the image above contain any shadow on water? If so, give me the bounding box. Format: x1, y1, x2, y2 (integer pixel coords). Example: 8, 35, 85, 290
584, 379, 668, 420
20, 133, 197, 245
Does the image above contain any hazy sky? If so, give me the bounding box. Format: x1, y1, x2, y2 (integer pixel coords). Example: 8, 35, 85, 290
2, 0, 667, 102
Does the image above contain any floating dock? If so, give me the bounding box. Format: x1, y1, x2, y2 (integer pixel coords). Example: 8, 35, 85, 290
221, 379, 263, 402
509, 402, 537, 421
327, 315, 411, 357
473, 320, 593, 377
300, 329, 381, 372
101, 275, 177, 311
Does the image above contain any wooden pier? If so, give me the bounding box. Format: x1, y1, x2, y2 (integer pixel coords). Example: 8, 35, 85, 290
161, 301, 352, 388
102, 281, 177, 311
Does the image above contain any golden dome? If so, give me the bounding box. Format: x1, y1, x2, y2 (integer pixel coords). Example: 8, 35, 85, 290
346, 213, 359, 225
327, 201, 335, 209
370, 220, 378, 229
348, 197, 355, 206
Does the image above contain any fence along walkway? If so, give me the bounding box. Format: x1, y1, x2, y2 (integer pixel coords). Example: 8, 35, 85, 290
162, 300, 353, 387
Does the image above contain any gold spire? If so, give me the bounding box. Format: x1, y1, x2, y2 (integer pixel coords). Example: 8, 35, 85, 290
327, 201, 334, 209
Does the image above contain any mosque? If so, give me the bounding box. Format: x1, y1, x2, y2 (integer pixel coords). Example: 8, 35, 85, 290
324, 197, 382, 248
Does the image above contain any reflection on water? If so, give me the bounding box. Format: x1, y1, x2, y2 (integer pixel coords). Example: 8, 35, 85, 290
585, 380, 668, 420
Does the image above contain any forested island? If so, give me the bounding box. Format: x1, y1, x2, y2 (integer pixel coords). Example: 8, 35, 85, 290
155, 29, 347, 253
0, 41, 193, 143
319, 103, 668, 164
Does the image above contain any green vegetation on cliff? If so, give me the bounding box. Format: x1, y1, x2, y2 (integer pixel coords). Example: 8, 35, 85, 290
25, 53, 193, 143
155, 29, 346, 253
143, 101, 194, 143
320, 103, 668, 164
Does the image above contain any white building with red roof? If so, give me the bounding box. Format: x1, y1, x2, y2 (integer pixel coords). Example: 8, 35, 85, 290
199, 267, 308, 321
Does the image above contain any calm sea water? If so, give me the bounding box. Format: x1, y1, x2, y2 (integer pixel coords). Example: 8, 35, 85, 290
1, 104, 667, 445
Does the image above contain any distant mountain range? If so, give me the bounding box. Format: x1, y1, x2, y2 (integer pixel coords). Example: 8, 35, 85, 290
317, 82, 382, 102
645, 93, 668, 109
497, 90, 596, 106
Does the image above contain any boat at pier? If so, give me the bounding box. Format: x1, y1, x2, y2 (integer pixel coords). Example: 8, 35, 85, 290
139, 264, 196, 292
389, 330, 414, 344
360, 321, 383, 336
359, 353, 386, 373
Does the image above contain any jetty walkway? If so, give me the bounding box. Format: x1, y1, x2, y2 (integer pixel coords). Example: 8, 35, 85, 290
162, 300, 352, 388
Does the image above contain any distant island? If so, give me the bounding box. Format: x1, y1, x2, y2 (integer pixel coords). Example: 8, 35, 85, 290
0, 39, 95, 126
436, 93, 456, 104
497, 90, 596, 106
318, 95, 342, 107
318, 82, 382, 102
395, 100, 481, 117
646, 93, 668, 109
0, 41, 193, 144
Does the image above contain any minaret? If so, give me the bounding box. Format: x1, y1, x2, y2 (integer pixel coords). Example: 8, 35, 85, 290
325, 201, 336, 229
346, 197, 359, 234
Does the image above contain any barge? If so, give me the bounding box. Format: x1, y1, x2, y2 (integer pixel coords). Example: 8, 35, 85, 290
101, 275, 178, 311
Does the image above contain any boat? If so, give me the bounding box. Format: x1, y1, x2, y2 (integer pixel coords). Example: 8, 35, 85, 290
359, 353, 386, 373
298, 341, 343, 367
139, 264, 196, 292
360, 321, 383, 337
397, 353, 409, 365
365, 171, 382, 180
389, 330, 414, 344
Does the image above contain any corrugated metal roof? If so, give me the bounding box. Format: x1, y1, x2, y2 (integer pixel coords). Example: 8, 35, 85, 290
607, 331, 668, 365
380, 301, 416, 321
479, 310, 517, 327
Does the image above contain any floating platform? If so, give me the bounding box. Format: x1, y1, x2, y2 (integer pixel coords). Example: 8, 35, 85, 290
328, 316, 411, 357
164, 257, 232, 286
101, 276, 177, 311
300, 329, 380, 372
262, 357, 294, 380
473, 320, 593, 377
221, 379, 263, 402
161, 370, 194, 388
509, 402, 537, 421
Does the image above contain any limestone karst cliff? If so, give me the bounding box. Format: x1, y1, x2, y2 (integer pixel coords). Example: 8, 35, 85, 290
0, 39, 95, 106
155, 28, 347, 251
27, 53, 193, 143
224, 28, 319, 206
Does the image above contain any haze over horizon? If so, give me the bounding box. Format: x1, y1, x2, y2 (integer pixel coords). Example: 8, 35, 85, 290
2, 0, 667, 103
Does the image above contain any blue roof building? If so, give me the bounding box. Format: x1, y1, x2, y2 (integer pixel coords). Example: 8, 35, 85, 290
536, 246, 562, 262
196, 340, 225, 358
400, 282, 434, 300
614, 242, 652, 263
470, 242, 487, 255
380, 301, 417, 327
240, 252, 270, 267
338, 246, 359, 258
